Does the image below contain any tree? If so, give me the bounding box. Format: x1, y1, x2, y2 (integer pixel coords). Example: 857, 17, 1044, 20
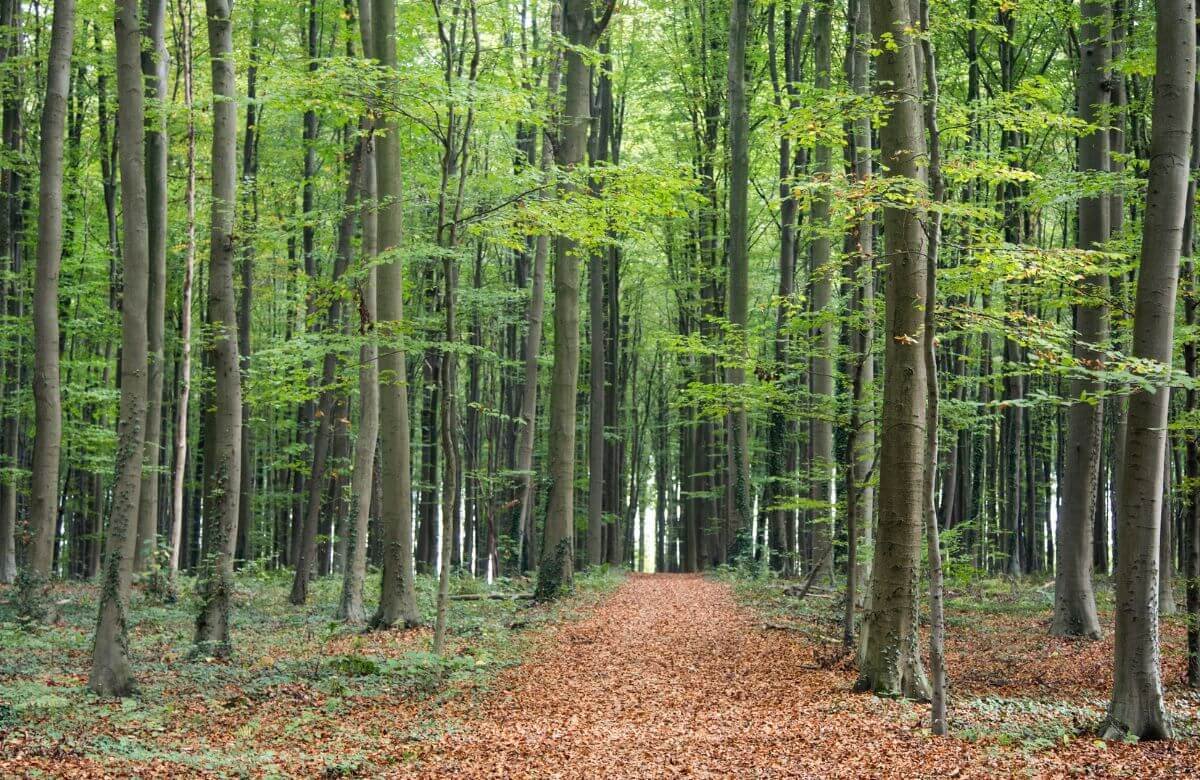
89, 0, 153, 696
134, 0, 170, 573
338, 0, 379, 624
725, 0, 753, 554
1051, 0, 1109, 640
809, 0, 835, 579
193, 0, 243, 656
1103, 0, 1195, 740
28, 0, 74, 582
169, 0, 199, 576
372, 0, 421, 628
536, 0, 616, 600
854, 0, 931, 701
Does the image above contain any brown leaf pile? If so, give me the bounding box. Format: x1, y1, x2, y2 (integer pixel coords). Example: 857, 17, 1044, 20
4, 575, 1200, 777
410, 575, 1200, 779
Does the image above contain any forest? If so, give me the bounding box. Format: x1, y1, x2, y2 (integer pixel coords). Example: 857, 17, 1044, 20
2, 0, 1200, 774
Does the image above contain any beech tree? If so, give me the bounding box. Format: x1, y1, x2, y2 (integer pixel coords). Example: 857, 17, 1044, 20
28, 0, 74, 584
854, 0, 931, 701
88, 0, 153, 696
1104, 0, 1195, 740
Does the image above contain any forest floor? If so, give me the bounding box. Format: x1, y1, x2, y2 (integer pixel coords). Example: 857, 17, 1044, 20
3, 570, 1200, 777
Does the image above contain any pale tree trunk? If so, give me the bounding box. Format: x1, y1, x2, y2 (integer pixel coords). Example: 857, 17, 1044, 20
0, 0, 21, 586
134, 0, 170, 573
170, 0, 197, 575
339, 0, 378, 623
372, 0, 420, 628
849, 0, 875, 611
809, 0, 834, 579
725, 0, 753, 552
193, 0, 243, 656
1052, 0, 1108, 639
89, 0, 152, 696
920, 0, 947, 733
1104, 0, 1194, 740
29, 0, 73, 581
854, 0, 931, 701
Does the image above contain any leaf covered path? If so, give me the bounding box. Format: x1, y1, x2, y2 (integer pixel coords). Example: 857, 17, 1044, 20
414, 574, 1194, 778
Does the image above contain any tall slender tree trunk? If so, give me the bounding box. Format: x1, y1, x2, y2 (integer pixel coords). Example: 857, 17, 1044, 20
536, 0, 612, 599
854, 0, 931, 701
170, 0, 198, 574
89, 0, 152, 696
0, 0, 22, 586
235, 5, 260, 565
371, 0, 420, 628
193, 0, 243, 656
134, 0, 170, 573
725, 0, 753, 554
808, 0, 835, 579
1104, 0, 1195, 739
28, 0, 72, 582
514, 0, 560, 575
339, 0, 378, 622
1052, 0, 1109, 639
1184, 74, 1200, 688
920, 0, 948, 732
849, 0, 875, 607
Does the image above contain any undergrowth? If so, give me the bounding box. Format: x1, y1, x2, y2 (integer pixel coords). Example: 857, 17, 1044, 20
0, 565, 624, 775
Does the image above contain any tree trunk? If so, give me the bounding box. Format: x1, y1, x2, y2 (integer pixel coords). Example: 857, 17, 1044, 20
28, 0, 71, 581
854, 0, 931, 701
193, 0, 243, 656
809, 0, 835, 580
1184, 75, 1200, 689
1052, 0, 1109, 638
725, 0, 753, 554
89, 0, 152, 696
536, 0, 611, 599
134, 0, 170, 573
170, 2, 198, 574
235, 5, 260, 566
339, 0, 378, 621
1104, 0, 1194, 739
371, 0, 420, 628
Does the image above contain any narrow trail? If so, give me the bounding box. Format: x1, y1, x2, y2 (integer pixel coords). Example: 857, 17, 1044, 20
413, 574, 997, 779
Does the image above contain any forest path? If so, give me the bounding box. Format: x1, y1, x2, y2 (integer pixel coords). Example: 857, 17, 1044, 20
411, 573, 990, 778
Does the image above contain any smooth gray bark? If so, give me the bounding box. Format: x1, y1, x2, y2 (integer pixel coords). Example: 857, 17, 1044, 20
134, 0, 169, 573
372, 0, 420, 628
536, 0, 614, 599
854, 0, 931, 701
1104, 0, 1195, 740
339, 0, 378, 623
29, 0, 74, 581
89, 0, 152, 696
170, 3, 198, 574
193, 0, 243, 656
1052, 0, 1109, 639
809, 0, 834, 579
